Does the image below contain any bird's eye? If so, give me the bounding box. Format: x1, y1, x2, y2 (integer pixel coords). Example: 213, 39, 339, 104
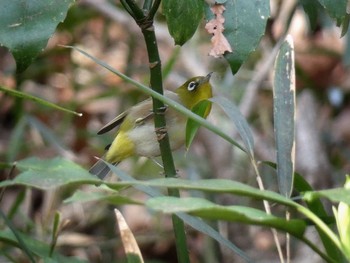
187, 81, 197, 91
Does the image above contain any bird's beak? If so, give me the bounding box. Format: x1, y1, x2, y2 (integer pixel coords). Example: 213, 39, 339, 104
201, 72, 213, 84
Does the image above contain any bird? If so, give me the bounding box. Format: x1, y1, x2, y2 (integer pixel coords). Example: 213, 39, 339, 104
89, 73, 213, 179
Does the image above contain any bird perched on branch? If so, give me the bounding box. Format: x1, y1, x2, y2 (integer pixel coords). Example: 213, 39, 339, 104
89, 73, 213, 179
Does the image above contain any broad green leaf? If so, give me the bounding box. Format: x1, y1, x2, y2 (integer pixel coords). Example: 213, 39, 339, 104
162, 0, 204, 45
146, 197, 306, 237
211, 96, 254, 158
273, 36, 296, 197
317, 0, 347, 24
0, 230, 87, 263
299, 0, 320, 30
0, 86, 82, 116
64, 190, 142, 205
106, 163, 252, 262
0, 0, 74, 73
0, 157, 100, 189
208, 0, 269, 73
186, 100, 212, 149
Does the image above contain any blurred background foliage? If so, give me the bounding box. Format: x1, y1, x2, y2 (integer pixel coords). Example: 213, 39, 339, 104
0, 0, 350, 262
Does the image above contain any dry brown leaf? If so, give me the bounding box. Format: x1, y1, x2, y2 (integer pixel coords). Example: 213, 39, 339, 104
205, 4, 233, 58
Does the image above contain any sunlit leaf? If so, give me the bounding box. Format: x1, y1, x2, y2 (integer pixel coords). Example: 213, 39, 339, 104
106, 163, 252, 262
146, 196, 306, 237
64, 190, 142, 205
0, 157, 100, 190
115, 209, 144, 263
303, 188, 350, 206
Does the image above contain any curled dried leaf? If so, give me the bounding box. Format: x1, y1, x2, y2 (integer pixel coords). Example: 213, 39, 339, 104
205, 4, 233, 58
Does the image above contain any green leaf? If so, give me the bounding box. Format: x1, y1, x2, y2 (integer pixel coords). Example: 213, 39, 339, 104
317, 0, 347, 24
137, 177, 295, 207
0, 209, 36, 263
106, 163, 252, 262
295, 174, 344, 261
107, 163, 296, 207
186, 100, 212, 149
211, 96, 254, 158
213, 0, 270, 73
303, 188, 350, 205
0, 86, 82, 116
299, 0, 320, 30
7, 116, 27, 162
146, 196, 306, 237
0, 230, 87, 263
273, 36, 296, 197
0, 0, 74, 73
162, 0, 204, 45
0, 157, 101, 190
64, 190, 142, 205
263, 161, 344, 261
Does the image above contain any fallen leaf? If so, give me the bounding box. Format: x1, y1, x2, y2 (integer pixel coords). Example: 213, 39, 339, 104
205, 4, 233, 58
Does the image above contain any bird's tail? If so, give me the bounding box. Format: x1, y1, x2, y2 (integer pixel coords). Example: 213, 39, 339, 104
89, 158, 118, 179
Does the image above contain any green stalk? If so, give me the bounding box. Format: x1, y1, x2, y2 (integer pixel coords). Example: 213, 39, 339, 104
122, 1, 190, 262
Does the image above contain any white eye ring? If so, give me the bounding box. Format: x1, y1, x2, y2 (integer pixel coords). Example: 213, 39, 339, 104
187, 81, 197, 91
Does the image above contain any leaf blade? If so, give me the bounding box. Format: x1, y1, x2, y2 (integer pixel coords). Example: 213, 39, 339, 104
0, 86, 82, 116
162, 0, 204, 45
211, 96, 254, 158
210, 0, 269, 73
0, 0, 74, 73
273, 36, 296, 197
146, 196, 306, 237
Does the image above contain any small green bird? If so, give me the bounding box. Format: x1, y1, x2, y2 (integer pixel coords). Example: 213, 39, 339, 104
90, 73, 213, 178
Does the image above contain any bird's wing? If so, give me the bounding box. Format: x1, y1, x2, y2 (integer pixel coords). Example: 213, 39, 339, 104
97, 91, 178, 134
97, 111, 128, 135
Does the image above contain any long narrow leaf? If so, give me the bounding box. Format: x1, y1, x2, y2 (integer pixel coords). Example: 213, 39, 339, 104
263, 161, 343, 261
273, 35, 296, 197
146, 196, 306, 238
0, 210, 36, 263
7, 116, 27, 162
211, 96, 254, 158
106, 162, 253, 262
0, 86, 82, 116
26, 116, 76, 160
